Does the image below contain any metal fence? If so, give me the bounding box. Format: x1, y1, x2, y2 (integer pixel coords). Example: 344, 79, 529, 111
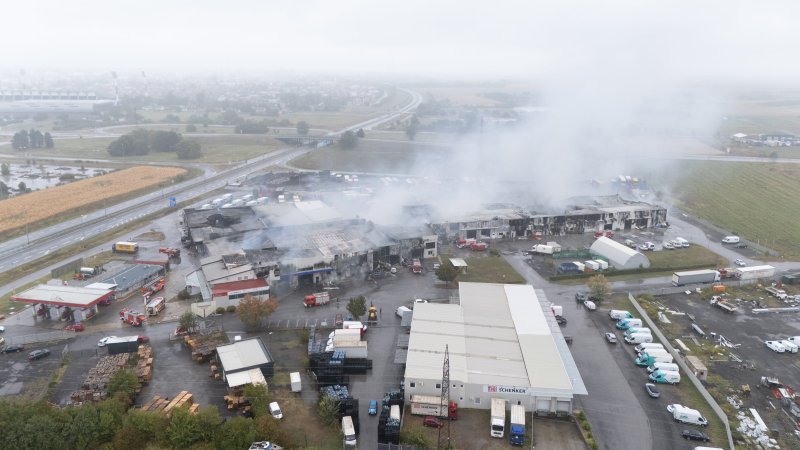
628, 293, 735, 450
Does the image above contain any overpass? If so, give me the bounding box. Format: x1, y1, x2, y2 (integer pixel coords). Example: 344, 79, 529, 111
274, 135, 339, 146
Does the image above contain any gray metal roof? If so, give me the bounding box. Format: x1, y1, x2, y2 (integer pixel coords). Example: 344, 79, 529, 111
102, 264, 163, 291
590, 237, 650, 269
217, 338, 272, 373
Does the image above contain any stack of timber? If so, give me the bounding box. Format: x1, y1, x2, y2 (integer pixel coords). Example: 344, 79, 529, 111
69, 353, 130, 404
140, 391, 199, 416
184, 332, 227, 362
136, 345, 154, 384
210, 361, 221, 380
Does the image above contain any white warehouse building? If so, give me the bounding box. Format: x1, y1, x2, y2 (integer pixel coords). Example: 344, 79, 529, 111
590, 236, 650, 270
403, 282, 586, 415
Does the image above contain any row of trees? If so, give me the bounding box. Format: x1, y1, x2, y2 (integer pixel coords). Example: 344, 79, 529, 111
107, 129, 202, 159
338, 128, 365, 149
11, 129, 54, 150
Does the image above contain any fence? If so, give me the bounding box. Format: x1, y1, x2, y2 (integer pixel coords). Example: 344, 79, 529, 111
51, 257, 84, 279
628, 293, 735, 450
8, 330, 71, 346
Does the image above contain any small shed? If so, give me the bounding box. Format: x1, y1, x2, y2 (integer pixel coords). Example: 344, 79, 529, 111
449, 258, 468, 274
686, 355, 708, 382
216, 338, 275, 387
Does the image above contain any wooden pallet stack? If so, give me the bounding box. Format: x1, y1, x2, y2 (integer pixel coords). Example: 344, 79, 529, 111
184, 332, 227, 362
136, 345, 154, 384
140, 391, 198, 417
224, 394, 252, 411
209, 361, 220, 380
69, 353, 131, 404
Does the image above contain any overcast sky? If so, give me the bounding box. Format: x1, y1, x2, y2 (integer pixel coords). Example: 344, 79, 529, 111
3, 1, 800, 83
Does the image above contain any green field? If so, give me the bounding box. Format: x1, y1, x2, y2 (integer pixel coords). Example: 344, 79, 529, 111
290, 138, 451, 173
648, 245, 726, 268
669, 161, 800, 259
458, 256, 526, 284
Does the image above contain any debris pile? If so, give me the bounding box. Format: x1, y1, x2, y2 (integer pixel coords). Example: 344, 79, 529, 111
69, 353, 130, 404
184, 332, 227, 362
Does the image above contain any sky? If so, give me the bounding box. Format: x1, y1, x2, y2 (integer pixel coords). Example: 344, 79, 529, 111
3, 0, 800, 83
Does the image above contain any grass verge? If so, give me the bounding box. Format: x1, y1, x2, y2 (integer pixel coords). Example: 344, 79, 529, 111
460, 255, 526, 284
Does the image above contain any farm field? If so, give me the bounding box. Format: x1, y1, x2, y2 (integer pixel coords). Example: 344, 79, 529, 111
669, 161, 800, 259
0, 165, 186, 235
290, 138, 452, 173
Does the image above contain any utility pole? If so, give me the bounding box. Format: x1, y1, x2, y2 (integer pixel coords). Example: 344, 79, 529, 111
438, 344, 451, 450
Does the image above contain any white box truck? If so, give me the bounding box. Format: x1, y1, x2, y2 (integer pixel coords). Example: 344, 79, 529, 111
672, 405, 708, 426
342, 416, 357, 447
782, 340, 799, 353
490, 398, 505, 438
735, 265, 775, 281
671, 269, 720, 286
290, 372, 301, 392
624, 327, 651, 338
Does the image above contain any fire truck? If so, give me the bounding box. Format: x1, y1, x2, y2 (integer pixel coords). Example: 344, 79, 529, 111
120, 308, 146, 327
412, 259, 422, 274
141, 278, 165, 300
303, 292, 330, 307
146, 296, 166, 316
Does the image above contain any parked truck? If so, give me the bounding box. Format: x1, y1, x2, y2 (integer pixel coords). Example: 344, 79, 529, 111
409, 395, 458, 420
509, 404, 525, 446
624, 327, 651, 338
145, 296, 166, 316
735, 265, 775, 281
342, 416, 357, 448
624, 333, 653, 344
766, 287, 788, 299
647, 362, 679, 373
471, 242, 488, 251
412, 259, 422, 274
303, 292, 330, 307
635, 343, 665, 354
112, 241, 139, 254
671, 269, 720, 286
290, 372, 302, 392
119, 308, 145, 327
490, 398, 505, 438
709, 296, 737, 313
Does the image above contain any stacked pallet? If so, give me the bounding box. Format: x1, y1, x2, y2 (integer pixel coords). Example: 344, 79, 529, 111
69, 353, 131, 404
184, 332, 227, 362
209, 361, 220, 380
141, 391, 198, 417
136, 345, 154, 384
224, 394, 252, 411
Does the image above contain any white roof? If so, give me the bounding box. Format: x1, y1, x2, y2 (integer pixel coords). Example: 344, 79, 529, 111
590, 237, 648, 268
85, 282, 118, 290
405, 282, 575, 396
217, 338, 272, 373
12, 284, 113, 307
225, 368, 267, 388
449, 258, 468, 267
736, 265, 775, 273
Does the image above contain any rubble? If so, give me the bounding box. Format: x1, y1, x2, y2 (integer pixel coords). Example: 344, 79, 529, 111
738, 409, 781, 449
69, 353, 130, 404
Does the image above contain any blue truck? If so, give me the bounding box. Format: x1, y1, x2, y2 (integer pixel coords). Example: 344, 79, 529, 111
509, 404, 525, 446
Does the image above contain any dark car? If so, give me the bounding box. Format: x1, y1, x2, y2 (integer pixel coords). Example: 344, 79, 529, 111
335, 313, 344, 327
681, 429, 710, 442
423, 416, 444, 428
575, 292, 587, 303
28, 349, 51, 360
645, 383, 661, 398
555, 315, 567, 326
1, 344, 23, 354
735, 243, 748, 249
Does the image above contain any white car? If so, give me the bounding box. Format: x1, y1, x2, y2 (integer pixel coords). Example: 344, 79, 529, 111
97, 336, 117, 347
433, 263, 441, 270
583, 300, 597, 310
0, 325, 5, 333
734, 259, 746, 267
662, 242, 674, 250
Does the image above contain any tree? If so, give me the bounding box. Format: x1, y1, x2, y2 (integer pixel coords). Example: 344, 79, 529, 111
214, 416, 257, 449
339, 130, 358, 149
296, 121, 310, 136
176, 140, 203, 160
254, 415, 292, 447
150, 130, 181, 152
0, 182, 8, 198
167, 408, 202, 449
185, 124, 197, 132
236, 295, 278, 329
179, 311, 198, 332
106, 369, 140, 403
317, 393, 341, 426
44, 132, 54, 148
346, 295, 367, 320
17, 181, 27, 193
11, 130, 29, 150
1, 163, 9, 176
435, 260, 459, 286
243, 383, 271, 418
405, 123, 418, 140
587, 274, 611, 302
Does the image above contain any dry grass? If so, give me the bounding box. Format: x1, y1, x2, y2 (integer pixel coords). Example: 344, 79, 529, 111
0, 166, 185, 234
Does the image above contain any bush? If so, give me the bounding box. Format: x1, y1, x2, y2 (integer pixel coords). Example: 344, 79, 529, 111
576, 411, 586, 421
581, 421, 590, 431
226, 305, 236, 313
488, 248, 501, 257
587, 437, 598, 449
215, 307, 225, 314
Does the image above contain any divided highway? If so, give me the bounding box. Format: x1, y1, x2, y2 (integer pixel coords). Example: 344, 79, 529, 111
0, 88, 422, 274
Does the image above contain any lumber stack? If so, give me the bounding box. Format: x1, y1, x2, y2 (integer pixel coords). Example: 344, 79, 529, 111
184, 332, 227, 362
141, 391, 198, 417
209, 361, 221, 380
69, 353, 130, 404
136, 345, 154, 384
224, 395, 252, 411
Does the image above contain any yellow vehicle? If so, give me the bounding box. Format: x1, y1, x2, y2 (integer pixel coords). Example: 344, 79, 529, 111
112, 241, 139, 254
367, 306, 378, 324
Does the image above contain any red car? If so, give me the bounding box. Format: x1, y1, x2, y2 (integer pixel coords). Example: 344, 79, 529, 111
423, 416, 444, 428
137, 335, 150, 343
64, 323, 85, 332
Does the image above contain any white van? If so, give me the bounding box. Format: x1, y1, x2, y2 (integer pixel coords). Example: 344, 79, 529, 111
624, 333, 653, 344
722, 236, 740, 244
342, 416, 357, 447
636, 343, 665, 353
671, 405, 707, 426
609, 310, 633, 320
766, 340, 786, 353
647, 362, 679, 373
650, 370, 681, 384
675, 237, 690, 248
624, 327, 651, 337
269, 401, 283, 419
396, 306, 412, 318
616, 318, 642, 330
780, 340, 799, 353
788, 336, 800, 344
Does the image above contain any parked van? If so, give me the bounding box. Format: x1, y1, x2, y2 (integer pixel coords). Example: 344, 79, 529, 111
788, 336, 800, 344
636, 352, 673, 367
636, 343, 665, 354
396, 306, 412, 318
671, 405, 707, 426
648, 362, 679, 373
624, 327, 651, 338
269, 402, 283, 419
649, 370, 681, 384
675, 237, 690, 248
342, 416, 357, 448
609, 310, 633, 320
616, 318, 642, 330
722, 236, 740, 244
780, 340, 799, 353
766, 340, 786, 353
624, 239, 636, 248
624, 333, 653, 345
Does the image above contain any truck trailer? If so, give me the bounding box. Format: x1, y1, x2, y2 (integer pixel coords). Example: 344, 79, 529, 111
671, 269, 720, 286
509, 404, 525, 446
709, 296, 737, 313
490, 398, 506, 438
112, 241, 139, 254
735, 265, 775, 281
409, 395, 458, 420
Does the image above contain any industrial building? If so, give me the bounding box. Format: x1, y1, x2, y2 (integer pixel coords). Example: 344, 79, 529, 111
216, 338, 275, 388
589, 236, 650, 270
403, 282, 586, 415
11, 284, 115, 322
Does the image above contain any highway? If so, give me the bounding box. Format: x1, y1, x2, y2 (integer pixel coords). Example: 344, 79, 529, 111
0, 88, 422, 275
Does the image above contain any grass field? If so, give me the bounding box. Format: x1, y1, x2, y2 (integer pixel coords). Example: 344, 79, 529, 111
669, 161, 800, 259
648, 245, 726, 268
0, 166, 185, 235
290, 138, 452, 173
459, 255, 526, 284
